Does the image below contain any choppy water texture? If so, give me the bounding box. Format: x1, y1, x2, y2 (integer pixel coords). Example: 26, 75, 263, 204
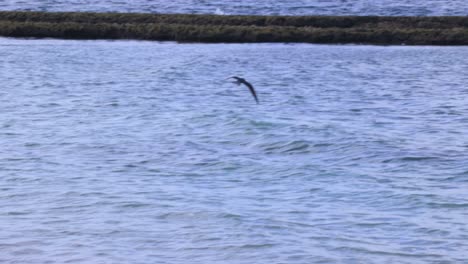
2, 0, 468, 16
1, 38, 468, 263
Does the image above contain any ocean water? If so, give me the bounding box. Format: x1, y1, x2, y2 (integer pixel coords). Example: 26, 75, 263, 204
1, 38, 468, 263
1, 0, 468, 16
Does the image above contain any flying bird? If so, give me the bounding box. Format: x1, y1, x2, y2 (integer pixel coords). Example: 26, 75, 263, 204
226, 76, 259, 104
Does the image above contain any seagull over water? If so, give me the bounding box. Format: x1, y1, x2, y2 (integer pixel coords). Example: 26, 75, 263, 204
226, 76, 259, 104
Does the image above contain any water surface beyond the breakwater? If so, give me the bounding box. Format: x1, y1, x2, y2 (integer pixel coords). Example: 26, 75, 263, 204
1, 38, 468, 263
1, 0, 468, 16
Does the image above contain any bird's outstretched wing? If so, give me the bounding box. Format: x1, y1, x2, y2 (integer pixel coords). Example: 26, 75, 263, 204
225, 76, 259, 104
240, 79, 259, 104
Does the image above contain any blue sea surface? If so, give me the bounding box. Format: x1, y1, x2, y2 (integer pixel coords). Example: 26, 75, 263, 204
1, 0, 468, 16
1, 38, 468, 263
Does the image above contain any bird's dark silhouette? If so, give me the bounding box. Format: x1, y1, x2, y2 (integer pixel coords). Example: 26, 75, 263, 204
226, 76, 259, 104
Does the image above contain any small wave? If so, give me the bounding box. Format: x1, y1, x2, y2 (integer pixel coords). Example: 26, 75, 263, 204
106, 102, 119, 107
217, 212, 242, 219
259, 140, 313, 154
440, 173, 468, 182
334, 246, 443, 258
382, 156, 439, 163
214, 8, 228, 15
428, 202, 468, 209
38, 102, 61, 107
7, 211, 31, 216
401, 156, 438, 161
249, 119, 288, 129
24, 142, 40, 147
313, 143, 334, 147
239, 243, 276, 249
117, 202, 152, 208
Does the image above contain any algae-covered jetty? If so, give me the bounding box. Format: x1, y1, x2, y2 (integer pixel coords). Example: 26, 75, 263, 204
1, 11, 468, 45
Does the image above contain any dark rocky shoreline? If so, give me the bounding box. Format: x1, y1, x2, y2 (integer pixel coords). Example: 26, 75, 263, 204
1, 11, 468, 45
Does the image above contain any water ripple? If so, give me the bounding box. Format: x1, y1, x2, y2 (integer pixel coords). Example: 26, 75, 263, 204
1, 1, 468, 16
0, 39, 467, 263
